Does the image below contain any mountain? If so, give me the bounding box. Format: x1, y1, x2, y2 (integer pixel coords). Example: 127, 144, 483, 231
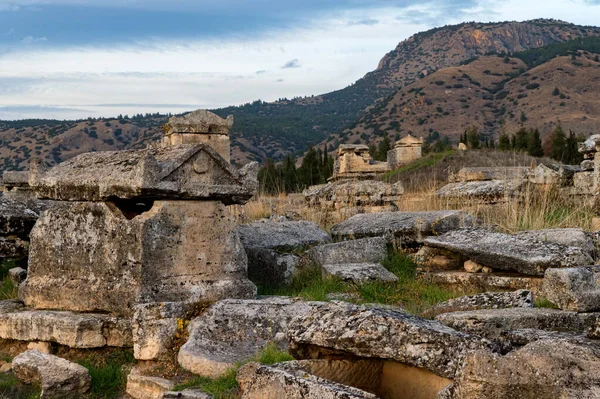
1, 19, 599, 172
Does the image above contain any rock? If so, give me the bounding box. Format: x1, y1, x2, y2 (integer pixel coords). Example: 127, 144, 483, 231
453, 339, 600, 398
164, 389, 213, 398
436, 180, 524, 201
481, 266, 493, 274
573, 170, 595, 195
237, 220, 331, 285
126, 366, 175, 399
0, 194, 49, 239
303, 180, 403, 212
422, 271, 543, 295
27, 341, 53, 354
237, 220, 331, 252
21, 200, 256, 317
435, 308, 595, 345
542, 266, 600, 312
0, 362, 11, 373
515, 228, 595, 257
529, 163, 580, 186
322, 263, 398, 283
414, 246, 464, 271
578, 134, 600, 154
288, 301, 496, 379
237, 361, 378, 399
0, 310, 131, 348
331, 211, 477, 247
581, 159, 595, 171
0, 299, 24, 313
448, 167, 530, 183
306, 237, 388, 266
13, 350, 91, 398
178, 297, 320, 378
30, 144, 256, 204
132, 302, 204, 360
423, 290, 533, 317
163, 109, 233, 135
423, 228, 593, 276
8, 267, 26, 285
463, 260, 482, 273
502, 328, 595, 347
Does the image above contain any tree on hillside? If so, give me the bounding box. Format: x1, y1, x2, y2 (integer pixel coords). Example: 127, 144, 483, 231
465, 126, 480, 149
282, 155, 298, 193
527, 128, 544, 157
374, 133, 391, 161
514, 127, 529, 151
564, 130, 584, 165
550, 122, 567, 162
498, 133, 511, 150
298, 146, 321, 187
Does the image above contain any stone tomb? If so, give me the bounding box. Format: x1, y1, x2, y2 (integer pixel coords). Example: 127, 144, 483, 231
19, 142, 258, 318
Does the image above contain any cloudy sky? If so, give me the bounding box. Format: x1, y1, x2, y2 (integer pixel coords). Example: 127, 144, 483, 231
0, 0, 599, 120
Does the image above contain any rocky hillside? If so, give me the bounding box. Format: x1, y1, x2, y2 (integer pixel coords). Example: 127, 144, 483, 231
1, 19, 600, 171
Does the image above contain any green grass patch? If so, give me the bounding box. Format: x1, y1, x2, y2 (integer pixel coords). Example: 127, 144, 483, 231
175, 343, 293, 399
76, 350, 135, 399
381, 150, 455, 182
0, 373, 40, 399
534, 296, 559, 309
0, 259, 19, 300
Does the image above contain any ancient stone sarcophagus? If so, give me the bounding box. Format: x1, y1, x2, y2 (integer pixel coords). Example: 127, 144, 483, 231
20, 124, 258, 317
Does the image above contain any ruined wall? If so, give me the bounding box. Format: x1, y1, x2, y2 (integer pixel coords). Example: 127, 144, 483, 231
387, 145, 422, 168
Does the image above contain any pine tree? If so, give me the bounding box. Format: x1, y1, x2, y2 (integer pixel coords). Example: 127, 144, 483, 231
527, 128, 544, 157
514, 127, 529, 151
282, 155, 297, 193
498, 133, 511, 151
465, 126, 480, 149
550, 122, 567, 162
375, 133, 391, 161
564, 130, 583, 165
298, 146, 321, 188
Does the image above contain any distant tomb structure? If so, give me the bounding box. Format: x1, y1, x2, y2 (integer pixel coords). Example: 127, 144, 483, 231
387, 134, 424, 169
332, 144, 390, 181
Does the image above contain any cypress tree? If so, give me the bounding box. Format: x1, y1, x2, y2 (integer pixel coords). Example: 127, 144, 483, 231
527, 128, 544, 157
498, 133, 511, 150
550, 122, 567, 162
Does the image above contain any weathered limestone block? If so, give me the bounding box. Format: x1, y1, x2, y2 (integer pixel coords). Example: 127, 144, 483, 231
306, 237, 388, 266
423, 229, 593, 276
333, 145, 390, 181
30, 144, 256, 204
322, 263, 398, 283
435, 308, 594, 343
581, 160, 595, 171
528, 163, 579, 186
132, 302, 203, 360
288, 301, 495, 379
126, 366, 175, 399
414, 246, 464, 271
423, 290, 533, 318
421, 271, 544, 295
178, 297, 320, 378
237, 220, 330, 285
542, 266, 600, 312
13, 350, 91, 398
387, 134, 423, 168
452, 339, 600, 398
331, 211, 477, 247
21, 200, 256, 317
8, 267, 26, 286
163, 109, 233, 135
237, 361, 378, 399
574, 170, 595, 195
0, 299, 24, 313
0, 310, 131, 348
27, 341, 53, 354
0, 195, 48, 239
515, 228, 595, 257
164, 389, 213, 399
436, 180, 524, 201
448, 167, 529, 183
303, 180, 403, 211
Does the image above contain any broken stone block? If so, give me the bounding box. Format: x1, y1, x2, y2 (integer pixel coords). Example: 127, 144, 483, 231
331, 211, 477, 247
0, 310, 131, 348
30, 144, 256, 204
435, 308, 594, 344
306, 237, 388, 266
436, 180, 524, 201
423, 290, 533, 318
21, 200, 256, 317
0, 361, 11, 373
8, 267, 26, 286
422, 271, 543, 295
423, 228, 593, 276
288, 301, 495, 379
126, 366, 175, 399
481, 266, 493, 273
542, 266, 600, 312
515, 228, 595, 257
573, 170, 595, 194
452, 339, 600, 398
0, 299, 24, 313
237, 361, 379, 399
178, 297, 320, 378
13, 350, 91, 398
322, 263, 398, 284
414, 246, 464, 271
528, 163, 579, 186
164, 389, 213, 399
237, 220, 331, 285
581, 160, 595, 171
27, 341, 53, 354
303, 180, 403, 212
448, 167, 530, 183
463, 260, 482, 273
132, 302, 203, 361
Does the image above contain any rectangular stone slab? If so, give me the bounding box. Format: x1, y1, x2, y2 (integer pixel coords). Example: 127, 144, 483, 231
422, 271, 544, 295
423, 228, 593, 276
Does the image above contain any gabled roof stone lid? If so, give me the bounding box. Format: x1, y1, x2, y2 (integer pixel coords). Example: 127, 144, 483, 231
163, 109, 234, 135
396, 134, 424, 146
29, 144, 258, 204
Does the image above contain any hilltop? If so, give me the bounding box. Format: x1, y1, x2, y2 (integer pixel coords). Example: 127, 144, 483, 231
1, 19, 600, 171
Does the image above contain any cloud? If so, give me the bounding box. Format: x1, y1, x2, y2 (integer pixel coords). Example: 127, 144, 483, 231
255, 70, 267, 74
5, 28, 14, 36
282, 58, 301, 69
21, 35, 47, 44
348, 18, 380, 26
0, 4, 20, 12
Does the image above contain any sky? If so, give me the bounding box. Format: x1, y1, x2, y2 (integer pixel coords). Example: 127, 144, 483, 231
0, 0, 599, 120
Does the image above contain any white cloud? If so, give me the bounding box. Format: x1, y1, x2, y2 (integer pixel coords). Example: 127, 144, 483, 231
0, 4, 20, 11
21, 35, 47, 44
281, 58, 301, 69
